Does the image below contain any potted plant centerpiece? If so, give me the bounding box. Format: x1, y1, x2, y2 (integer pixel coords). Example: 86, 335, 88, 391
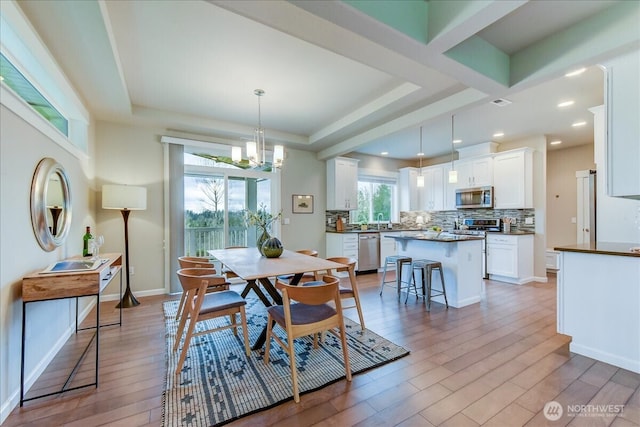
245, 203, 283, 257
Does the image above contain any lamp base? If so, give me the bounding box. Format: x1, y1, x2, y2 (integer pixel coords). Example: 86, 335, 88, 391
116, 287, 140, 308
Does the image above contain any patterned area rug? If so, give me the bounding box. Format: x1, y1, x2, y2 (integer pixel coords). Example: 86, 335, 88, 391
162, 295, 410, 426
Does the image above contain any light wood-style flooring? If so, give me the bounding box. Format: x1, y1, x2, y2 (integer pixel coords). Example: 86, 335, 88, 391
6, 273, 640, 426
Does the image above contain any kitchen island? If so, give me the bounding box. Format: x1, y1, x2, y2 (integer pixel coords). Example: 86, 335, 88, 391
386, 233, 484, 308
555, 242, 640, 373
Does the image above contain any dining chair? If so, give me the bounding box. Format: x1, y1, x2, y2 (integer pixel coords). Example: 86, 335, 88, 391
322, 257, 365, 330
275, 249, 319, 285
173, 268, 250, 375
264, 275, 352, 403
176, 256, 228, 321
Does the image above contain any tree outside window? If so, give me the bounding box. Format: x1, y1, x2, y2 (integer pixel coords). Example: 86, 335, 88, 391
356, 180, 394, 224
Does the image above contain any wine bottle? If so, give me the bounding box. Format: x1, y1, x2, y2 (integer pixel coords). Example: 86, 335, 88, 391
83, 226, 93, 257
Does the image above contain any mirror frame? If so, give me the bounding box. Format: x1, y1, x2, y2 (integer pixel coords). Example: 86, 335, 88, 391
30, 157, 72, 251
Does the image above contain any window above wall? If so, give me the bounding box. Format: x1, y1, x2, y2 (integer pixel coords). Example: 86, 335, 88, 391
1, 53, 68, 136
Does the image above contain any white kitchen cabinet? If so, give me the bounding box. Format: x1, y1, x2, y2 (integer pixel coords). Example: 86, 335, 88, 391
486, 234, 534, 284
326, 233, 359, 270
493, 148, 533, 209
327, 157, 359, 210
442, 163, 457, 210
604, 52, 640, 199
398, 167, 420, 211
379, 232, 400, 268
421, 165, 444, 211
455, 156, 493, 188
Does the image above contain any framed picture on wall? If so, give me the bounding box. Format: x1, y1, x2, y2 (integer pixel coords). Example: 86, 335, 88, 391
292, 194, 313, 214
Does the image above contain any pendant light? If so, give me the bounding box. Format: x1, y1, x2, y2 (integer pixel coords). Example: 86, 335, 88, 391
448, 115, 458, 184
416, 126, 425, 187
243, 89, 285, 169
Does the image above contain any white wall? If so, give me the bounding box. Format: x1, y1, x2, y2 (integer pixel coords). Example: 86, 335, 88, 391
546, 144, 596, 248
95, 121, 166, 298
279, 149, 328, 256
0, 105, 95, 421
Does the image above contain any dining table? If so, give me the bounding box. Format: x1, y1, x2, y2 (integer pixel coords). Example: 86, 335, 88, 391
207, 247, 346, 350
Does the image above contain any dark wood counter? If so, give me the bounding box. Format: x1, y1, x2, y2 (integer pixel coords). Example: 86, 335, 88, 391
554, 242, 640, 258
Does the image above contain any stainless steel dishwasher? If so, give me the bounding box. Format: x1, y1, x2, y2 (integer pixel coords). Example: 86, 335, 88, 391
358, 232, 380, 273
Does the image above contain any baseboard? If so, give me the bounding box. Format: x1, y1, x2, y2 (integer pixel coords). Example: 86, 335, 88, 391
101, 287, 167, 302
570, 342, 640, 374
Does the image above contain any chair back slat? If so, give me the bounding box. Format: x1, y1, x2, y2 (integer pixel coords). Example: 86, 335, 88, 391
178, 256, 215, 270
177, 268, 226, 291
279, 275, 339, 305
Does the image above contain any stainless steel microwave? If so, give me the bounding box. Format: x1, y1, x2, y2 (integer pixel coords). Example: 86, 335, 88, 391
455, 186, 494, 209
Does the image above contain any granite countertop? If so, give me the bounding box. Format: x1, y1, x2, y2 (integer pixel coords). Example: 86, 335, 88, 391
326, 229, 415, 234
487, 230, 535, 235
554, 242, 640, 258
386, 233, 485, 243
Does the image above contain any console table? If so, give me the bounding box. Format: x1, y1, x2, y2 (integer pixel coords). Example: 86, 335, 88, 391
20, 253, 123, 406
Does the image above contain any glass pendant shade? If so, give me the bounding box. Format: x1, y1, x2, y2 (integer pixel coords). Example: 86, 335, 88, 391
273, 145, 284, 167
417, 174, 425, 187
231, 146, 242, 163
246, 140, 258, 165
448, 169, 458, 183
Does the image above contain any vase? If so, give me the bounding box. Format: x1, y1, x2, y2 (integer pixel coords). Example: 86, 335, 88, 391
257, 228, 270, 255
262, 236, 283, 258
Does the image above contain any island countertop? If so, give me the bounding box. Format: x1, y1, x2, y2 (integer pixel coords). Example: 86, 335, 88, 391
554, 242, 640, 258
386, 233, 485, 243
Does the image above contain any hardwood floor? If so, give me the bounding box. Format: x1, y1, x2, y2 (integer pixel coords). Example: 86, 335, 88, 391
6, 273, 640, 426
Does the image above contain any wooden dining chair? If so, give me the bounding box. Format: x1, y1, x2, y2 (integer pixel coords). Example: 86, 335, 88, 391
175, 256, 228, 321
324, 257, 365, 330
275, 249, 319, 285
173, 268, 250, 375
264, 275, 352, 402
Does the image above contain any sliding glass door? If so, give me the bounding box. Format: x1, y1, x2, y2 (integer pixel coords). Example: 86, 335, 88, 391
184, 162, 278, 256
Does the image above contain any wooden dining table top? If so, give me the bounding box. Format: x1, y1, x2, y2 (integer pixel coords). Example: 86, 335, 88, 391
208, 247, 345, 280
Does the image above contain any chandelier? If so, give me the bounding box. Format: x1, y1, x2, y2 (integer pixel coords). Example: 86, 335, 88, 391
232, 89, 284, 169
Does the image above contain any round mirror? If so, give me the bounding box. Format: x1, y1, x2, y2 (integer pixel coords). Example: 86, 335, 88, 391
30, 157, 72, 251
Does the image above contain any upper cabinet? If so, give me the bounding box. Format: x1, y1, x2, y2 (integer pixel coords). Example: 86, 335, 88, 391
421, 165, 444, 211
327, 157, 359, 210
493, 148, 533, 209
604, 52, 640, 199
398, 167, 420, 211
455, 156, 493, 188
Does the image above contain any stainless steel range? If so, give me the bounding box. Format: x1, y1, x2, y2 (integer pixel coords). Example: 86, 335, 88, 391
453, 218, 501, 279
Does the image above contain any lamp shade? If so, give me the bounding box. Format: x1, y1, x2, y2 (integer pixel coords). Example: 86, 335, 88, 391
46, 178, 64, 207
102, 185, 147, 210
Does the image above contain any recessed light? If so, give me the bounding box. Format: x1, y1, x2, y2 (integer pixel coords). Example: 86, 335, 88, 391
453, 139, 462, 144
493, 132, 504, 138
550, 140, 562, 145
565, 68, 586, 77
572, 121, 587, 127
557, 100, 574, 108
381, 151, 388, 156
417, 152, 425, 156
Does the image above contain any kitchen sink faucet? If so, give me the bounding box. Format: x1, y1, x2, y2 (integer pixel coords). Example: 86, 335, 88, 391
377, 213, 383, 230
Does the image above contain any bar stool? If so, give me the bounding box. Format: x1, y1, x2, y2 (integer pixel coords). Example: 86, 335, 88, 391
408, 259, 449, 311
379, 255, 412, 299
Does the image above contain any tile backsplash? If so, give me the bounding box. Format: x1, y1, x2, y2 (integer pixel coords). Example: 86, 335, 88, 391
326, 209, 535, 232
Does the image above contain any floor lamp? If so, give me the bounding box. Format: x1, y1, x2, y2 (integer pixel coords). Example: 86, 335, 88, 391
102, 184, 147, 308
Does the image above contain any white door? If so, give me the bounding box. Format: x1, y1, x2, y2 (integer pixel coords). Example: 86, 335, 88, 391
576, 170, 595, 244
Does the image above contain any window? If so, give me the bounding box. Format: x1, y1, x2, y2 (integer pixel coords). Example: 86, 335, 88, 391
0, 53, 68, 136
354, 176, 396, 224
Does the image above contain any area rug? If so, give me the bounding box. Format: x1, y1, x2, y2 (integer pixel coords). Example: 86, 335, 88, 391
161, 296, 410, 426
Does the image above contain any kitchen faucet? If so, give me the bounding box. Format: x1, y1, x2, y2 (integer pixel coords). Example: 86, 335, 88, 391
377, 213, 383, 230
